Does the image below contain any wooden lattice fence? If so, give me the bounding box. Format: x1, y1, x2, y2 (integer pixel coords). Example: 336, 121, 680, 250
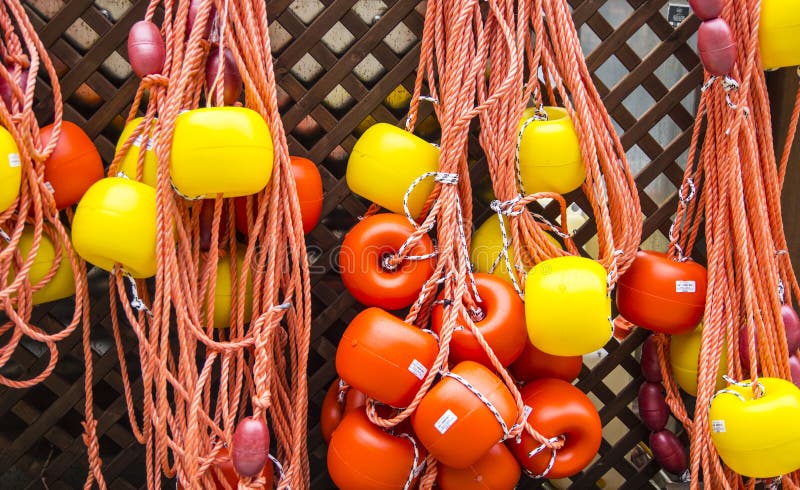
0, 0, 755, 488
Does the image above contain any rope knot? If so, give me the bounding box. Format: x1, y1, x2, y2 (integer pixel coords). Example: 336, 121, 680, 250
141, 73, 169, 88
3, 53, 29, 68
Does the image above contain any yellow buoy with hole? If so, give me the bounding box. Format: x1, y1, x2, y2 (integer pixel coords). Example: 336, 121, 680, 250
0, 126, 21, 213
709, 377, 800, 478
210, 250, 253, 329
72, 177, 157, 278
170, 107, 273, 199
759, 0, 800, 70
470, 215, 561, 285
12, 227, 75, 304
669, 323, 726, 396
518, 107, 585, 195
524, 256, 611, 356
116, 117, 158, 187
346, 123, 439, 219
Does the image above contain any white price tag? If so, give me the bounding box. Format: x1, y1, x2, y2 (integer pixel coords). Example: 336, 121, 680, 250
8, 153, 20, 167
407, 359, 427, 380
676, 280, 696, 293
434, 409, 458, 435
711, 420, 726, 433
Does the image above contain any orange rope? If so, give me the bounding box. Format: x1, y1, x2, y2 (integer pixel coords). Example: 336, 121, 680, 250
665, 3, 800, 488
103, 0, 311, 488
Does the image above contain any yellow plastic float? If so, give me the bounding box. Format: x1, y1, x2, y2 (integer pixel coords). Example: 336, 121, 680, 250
346, 123, 440, 219
759, 0, 800, 70
170, 107, 273, 199
0, 126, 21, 213
12, 227, 75, 304
524, 256, 611, 356
116, 117, 158, 187
72, 177, 157, 278
210, 250, 253, 329
517, 107, 585, 195
669, 323, 727, 396
470, 215, 561, 284
709, 377, 800, 478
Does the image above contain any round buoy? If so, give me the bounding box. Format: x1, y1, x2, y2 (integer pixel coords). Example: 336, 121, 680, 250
670, 323, 726, 396
39, 121, 104, 210
320, 378, 367, 443
510, 341, 583, 383
12, 227, 75, 305
437, 442, 521, 490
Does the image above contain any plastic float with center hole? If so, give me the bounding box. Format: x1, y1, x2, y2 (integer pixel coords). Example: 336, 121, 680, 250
115, 117, 158, 186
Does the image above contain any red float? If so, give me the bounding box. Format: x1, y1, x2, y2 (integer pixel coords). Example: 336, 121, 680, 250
616, 250, 706, 335
231, 417, 270, 477
511, 341, 583, 383
638, 382, 669, 432
0, 67, 27, 108
339, 213, 435, 310
688, 0, 723, 20
431, 273, 527, 367
437, 443, 521, 490
208, 446, 273, 489
328, 410, 423, 490
640, 335, 663, 383
206, 47, 243, 106
649, 430, 688, 475
320, 378, 367, 443
127, 21, 166, 78
412, 361, 516, 469
199, 199, 230, 252
39, 121, 104, 210
508, 378, 602, 479
336, 308, 438, 408
697, 18, 737, 76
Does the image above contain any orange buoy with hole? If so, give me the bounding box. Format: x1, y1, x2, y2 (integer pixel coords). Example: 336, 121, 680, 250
336, 307, 437, 407
208, 250, 253, 329
517, 106, 585, 195
328, 409, 424, 490
72, 177, 157, 278
320, 378, 367, 443
39, 121, 104, 210
525, 256, 612, 356
0, 125, 21, 213
437, 442, 521, 490
411, 361, 517, 469
346, 122, 439, 219
116, 117, 158, 187
616, 250, 707, 335
339, 213, 436, 310
511, 341, 583, 383
11, 227, 75, 304
507, 378, 602, 479
430, 273, 527, 367
170, 107, 273, 199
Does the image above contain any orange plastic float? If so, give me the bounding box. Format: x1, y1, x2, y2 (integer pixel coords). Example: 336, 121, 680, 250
346, 122, 439, 219
12, 227, 75, 304
508, 378, 602, 478
336, 307, 438, 407
411, 361, 517, 469
525, 256, 612, 356
436, 442, 521, 490
327, 409, 423, 490
0, 125, 21, 213
430, 272, 527, 367
517, 106, 585, 195
339, 213, 435, 310
320, 378, 367, 443
289, 156, 323, 234
170, 107, 273, 199
616, 250, 707, 334
72, 177, 157, 278
511, 341, 583, 383
116, 117, 158, 187
39, 121, 104, 210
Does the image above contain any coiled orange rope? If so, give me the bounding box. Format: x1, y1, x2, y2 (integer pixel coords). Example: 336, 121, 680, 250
663, 2, 800, 488
102, 0, 311, 488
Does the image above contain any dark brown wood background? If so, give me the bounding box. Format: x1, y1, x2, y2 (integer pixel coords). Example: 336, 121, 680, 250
0, 0, 796, 488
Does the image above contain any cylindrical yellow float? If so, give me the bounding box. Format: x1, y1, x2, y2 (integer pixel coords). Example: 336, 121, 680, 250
116, 117, 158, 187
72, 177, 157, 278
170, 107, 273, 199
759, 0, 800, 70
0, 126, 21, 213
346, 123, 439, 219
12, 227, 75, 304
524, 256, 611, 356
209, 250, 253, 328
669, 323, 726, 396
518, 107, 585, 195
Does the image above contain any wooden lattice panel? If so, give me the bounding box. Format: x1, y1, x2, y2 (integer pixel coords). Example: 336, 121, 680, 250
0, 0, 706, 488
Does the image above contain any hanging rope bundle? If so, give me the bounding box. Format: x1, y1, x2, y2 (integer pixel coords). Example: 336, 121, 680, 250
476, 0, 642, 293
634, 0, 800, 487
75, 0, 313, 487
